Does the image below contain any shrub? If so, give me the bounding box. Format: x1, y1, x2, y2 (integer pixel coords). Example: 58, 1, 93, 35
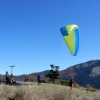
60, 80, 69, 86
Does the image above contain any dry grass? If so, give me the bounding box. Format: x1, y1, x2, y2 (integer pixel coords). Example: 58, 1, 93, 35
0, 82, 100, 100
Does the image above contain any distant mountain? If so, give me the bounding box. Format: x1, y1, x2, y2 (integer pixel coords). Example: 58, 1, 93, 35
1, 60, 100, 89
60, 60, 100, 89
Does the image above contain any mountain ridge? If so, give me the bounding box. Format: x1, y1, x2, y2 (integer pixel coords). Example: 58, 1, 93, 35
1, 59, 100, 89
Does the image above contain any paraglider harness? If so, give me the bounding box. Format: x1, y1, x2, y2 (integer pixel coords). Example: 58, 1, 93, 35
5, 78, 24, 86
5, 80, 24, 86
5, 71, 24, 86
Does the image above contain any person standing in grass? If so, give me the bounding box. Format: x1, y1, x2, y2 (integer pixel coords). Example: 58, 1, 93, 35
5, 71, 10, 84
70, 77, 74, 90
37, 75, 41, 85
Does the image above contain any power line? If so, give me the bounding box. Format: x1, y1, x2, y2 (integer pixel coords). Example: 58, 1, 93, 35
9, 65, 15, 78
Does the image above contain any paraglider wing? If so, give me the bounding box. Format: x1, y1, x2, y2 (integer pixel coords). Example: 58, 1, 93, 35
60, 24, 79, 56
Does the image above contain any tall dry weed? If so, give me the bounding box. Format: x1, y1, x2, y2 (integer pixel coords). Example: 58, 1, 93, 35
0, 83, 100, 100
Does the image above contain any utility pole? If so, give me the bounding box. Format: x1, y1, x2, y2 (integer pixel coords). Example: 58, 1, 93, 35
9, 65, 15, 78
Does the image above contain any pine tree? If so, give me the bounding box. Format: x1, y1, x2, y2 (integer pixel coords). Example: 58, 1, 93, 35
45, 64, 60, 83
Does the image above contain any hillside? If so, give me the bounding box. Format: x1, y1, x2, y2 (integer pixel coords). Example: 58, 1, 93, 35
60, 60, 100, 89
1, 60, 100, 89
0, 82, 100, 100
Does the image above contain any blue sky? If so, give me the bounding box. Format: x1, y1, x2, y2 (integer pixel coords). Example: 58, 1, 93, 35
0, 0, 100, 75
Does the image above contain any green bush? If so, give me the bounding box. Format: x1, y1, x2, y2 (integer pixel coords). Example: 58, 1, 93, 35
60, 80, 69, 86
28, 78, 36, 82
